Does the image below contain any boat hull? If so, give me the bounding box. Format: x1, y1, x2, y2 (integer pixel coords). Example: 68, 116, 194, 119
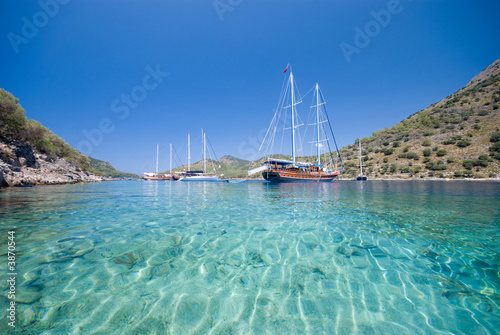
143, 175, 172, 180
179, 175, 219, 182
262, 169, 339, 182
356, 176, 367, 181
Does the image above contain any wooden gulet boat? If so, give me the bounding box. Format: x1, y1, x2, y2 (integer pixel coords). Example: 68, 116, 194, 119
252, 66, 343, 182
142, 144, 172, 180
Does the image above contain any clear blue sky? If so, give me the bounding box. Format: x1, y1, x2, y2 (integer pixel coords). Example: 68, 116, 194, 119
2, 0, 500, 174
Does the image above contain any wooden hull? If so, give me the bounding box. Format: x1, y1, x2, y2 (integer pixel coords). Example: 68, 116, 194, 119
262, 169, 339, 182
143, 177, 172, 180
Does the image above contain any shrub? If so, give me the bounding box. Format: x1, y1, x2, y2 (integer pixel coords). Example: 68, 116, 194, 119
423, 149, 432, 157
473, 124, 481, 130
389, 164, 397, 173
426, 160, 447, 171
443, 139, 456, 145
494, 104, 499, 110
478, 110, 488, 116
422, 139, 432, 146
447, 157, 455, 163
455, 171, 473, 178
491, 131, 500, 143
406, 152, 419, 160
400, 166, 413, 174
24, 119, 48, 142
463, 158, 487, 169
383, 157, 389, 163
414, 166, 421, 174
382, 141, 390, 146
383, 148, 394, 156
457, 139, 471, 148
436, 149, 447, 157
423, 157, 431, 163
392, 141, 400, 148
403, 145, 410, 153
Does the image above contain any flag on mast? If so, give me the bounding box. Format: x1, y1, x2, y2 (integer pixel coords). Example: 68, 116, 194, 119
283, 64, 289, 73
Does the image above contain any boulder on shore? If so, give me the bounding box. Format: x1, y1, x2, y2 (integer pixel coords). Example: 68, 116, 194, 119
0, 140, 102, 188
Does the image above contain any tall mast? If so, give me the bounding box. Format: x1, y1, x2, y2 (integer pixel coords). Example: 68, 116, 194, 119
316, 83, 320, 165
359, 140, 363, 177
202, 129, 206, 173
188, 133, 190, 171
290, 71, 296, 165
156, 144, 159, 174
169, 143, 172, 174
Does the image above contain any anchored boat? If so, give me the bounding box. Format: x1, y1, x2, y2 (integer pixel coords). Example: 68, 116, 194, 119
179, 129, 220, 182
251, 66, 343, 182
142, 144, 172, 180
356, 140, 367, 181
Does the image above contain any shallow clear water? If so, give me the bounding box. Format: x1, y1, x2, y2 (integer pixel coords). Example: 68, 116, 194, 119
1, 180, 499, 334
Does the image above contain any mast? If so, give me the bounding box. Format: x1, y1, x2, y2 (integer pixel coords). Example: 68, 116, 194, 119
290, 71, 296, 165
359, 140, 363, 177
188, 133, 190, 171
169, 143, 172, 175
316, 83, 320, 165
202, 129, 206, 173
156, 144, 159, 174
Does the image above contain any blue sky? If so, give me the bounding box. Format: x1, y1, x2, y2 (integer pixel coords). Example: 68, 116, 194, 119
2, 0, 500, 174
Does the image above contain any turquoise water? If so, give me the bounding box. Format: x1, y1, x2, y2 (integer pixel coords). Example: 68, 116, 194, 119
1, 180, 499, 334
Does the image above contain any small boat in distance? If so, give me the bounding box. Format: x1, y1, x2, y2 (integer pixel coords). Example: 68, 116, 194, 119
179, 129, 219, 182
356, 140, 367, 181
253, 66, 343, 182
142, 144, 172, 180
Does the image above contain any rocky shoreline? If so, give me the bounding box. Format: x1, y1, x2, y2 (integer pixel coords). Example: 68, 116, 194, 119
0, 140, 103, 188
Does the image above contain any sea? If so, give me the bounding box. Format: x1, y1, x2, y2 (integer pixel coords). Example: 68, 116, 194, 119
0, 180, 499, 334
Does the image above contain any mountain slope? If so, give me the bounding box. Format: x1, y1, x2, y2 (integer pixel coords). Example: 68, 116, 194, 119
338, 59, 500, 179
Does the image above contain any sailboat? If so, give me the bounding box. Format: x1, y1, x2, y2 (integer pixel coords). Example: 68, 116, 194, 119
356, 140, 367, 181
253, 66, 342, 182
142, 144, 172, 180
179, 129, 219, 181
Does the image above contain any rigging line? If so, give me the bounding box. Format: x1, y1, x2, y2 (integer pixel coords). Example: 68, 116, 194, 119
319, 88, 344, 170
205, 135, 219, 162
172, 146, 184, 169
260, 71, 289, 153
300, 85, 315, 103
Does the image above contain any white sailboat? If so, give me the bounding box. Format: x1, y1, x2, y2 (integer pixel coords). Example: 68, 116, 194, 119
180, 129, 219, 181
356, 140, 367, 181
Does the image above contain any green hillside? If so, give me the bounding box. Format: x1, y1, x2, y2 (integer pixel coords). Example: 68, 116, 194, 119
338, 59, 500, 179
0, 88, 136, 178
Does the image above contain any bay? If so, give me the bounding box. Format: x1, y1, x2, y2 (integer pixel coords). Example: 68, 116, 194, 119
0, 180, 499, 334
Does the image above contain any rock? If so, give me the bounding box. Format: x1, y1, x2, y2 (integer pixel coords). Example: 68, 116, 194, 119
14, 141, 37, 168
0, 139, 105, 187
0, 170, 7, 188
